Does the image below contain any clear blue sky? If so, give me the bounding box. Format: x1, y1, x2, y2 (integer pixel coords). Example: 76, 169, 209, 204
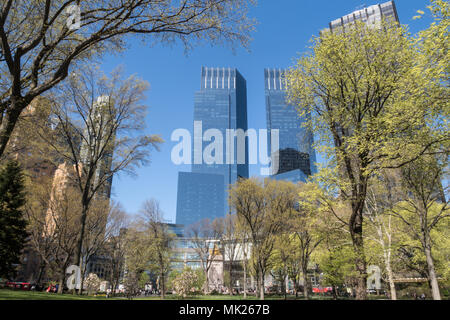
99, 0, 434, 222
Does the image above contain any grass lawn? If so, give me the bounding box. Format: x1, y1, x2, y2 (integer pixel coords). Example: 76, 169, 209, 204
0, 289, 117, 300
0, 289, 391, 300
0, 289, 337, 300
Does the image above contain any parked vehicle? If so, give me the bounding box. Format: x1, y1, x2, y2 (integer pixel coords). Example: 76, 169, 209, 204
5, 282, 32, 290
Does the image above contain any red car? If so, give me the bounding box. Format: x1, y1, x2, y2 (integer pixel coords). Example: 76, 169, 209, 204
312, 287, 333, 293
6, 282, 31, 290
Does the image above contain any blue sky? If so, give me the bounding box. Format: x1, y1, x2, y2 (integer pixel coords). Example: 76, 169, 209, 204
100, 0, 434, 222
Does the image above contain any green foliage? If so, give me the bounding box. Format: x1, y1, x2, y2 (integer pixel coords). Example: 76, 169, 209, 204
318, 245, 358, 289
286, 4, 449, 299
0, 0, 257, 159
0, 160, 28, 278
138, 272, 150, 289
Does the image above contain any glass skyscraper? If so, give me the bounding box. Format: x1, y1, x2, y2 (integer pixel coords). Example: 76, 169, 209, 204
264, 68, 316, 183
176, 67, 249, 228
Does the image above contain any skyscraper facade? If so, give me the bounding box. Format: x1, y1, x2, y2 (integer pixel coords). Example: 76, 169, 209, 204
176, 67, 249, 228
321, 0, 399, 35
80, 95, 116, 199
264, 68, 316, 183
192, 67, 249, 183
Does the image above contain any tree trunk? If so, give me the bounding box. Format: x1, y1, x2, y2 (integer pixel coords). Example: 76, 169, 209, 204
78, 259, 86, 295
160, 271, 165, 299
385, 262, 397, 300
284, 275, 288, 300
204, 270, 209, 295
0, 98, 27, 159
259, 271, 264, 300
243, 259, 247, 299
36, 262, 46, 286
302, 269, 309, 300
424, 244, 441, 300
293, 279, 298, 300
254, 273, 260, 298
229, 262, 233, 295
75, 202, 89, 281
350, 210, 367, 300
332, 285, 338, 300
57, 273, 65, 294
382, 232, 397, 300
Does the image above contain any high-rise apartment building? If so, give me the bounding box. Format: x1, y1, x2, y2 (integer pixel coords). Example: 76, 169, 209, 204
176, 67, 249, 228
80, 95, 116, 199
264, 68, 316, 183
321, 0, 399, 35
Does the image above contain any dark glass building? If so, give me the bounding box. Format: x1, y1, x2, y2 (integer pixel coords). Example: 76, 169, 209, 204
176, 67, 249, 228
264, 68, 316, 183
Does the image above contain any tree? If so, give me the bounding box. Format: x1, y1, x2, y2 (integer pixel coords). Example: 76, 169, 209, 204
140, 199, 174, 299
78, 199, 125, 294
286, 18, 448, 299
172, 267, 201, 299
270, 233, 297, 300
138, 272, 150, 290
103, 206, 129, 296
45, 169, 84, 294
229, 178, 296, 300
363, 174, 403, 300
295, 182, 324, 299
234, 218, 251, 299
218, 213, 240, 296
186, 218, 223, 294
0, 160, 28, 278
123, 224, 151, 298
23, 176, 55, 285
391, 154, 448, 300
318, 243, 358, 299
84, 273, 101, 296
0, 0, 256, 159
40, 66, 162, 279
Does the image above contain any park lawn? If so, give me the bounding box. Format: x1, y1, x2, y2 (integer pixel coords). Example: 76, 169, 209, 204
0, 289, 392, 300
0, 289, 338, 301
0, 289, 120, 300
135, 294, 339, 300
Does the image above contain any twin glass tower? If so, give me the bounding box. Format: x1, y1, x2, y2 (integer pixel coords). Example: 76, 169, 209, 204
176, 67, 316, 228
176, 0, 399, 229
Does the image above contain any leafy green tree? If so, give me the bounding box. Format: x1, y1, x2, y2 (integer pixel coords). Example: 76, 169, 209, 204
318, 244, 358, 299
391, 154, 448, 300
140, 199, 174, 299
0, 0, 256, 159
229, 178, 297, 300
0, 160, 28, 278
363, 174, 404, 300
295, 182, 326, 299
41, 66, 162, 279
138, 272, 150, 290
286, 16, 448, 299
270, 233, 293, 299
